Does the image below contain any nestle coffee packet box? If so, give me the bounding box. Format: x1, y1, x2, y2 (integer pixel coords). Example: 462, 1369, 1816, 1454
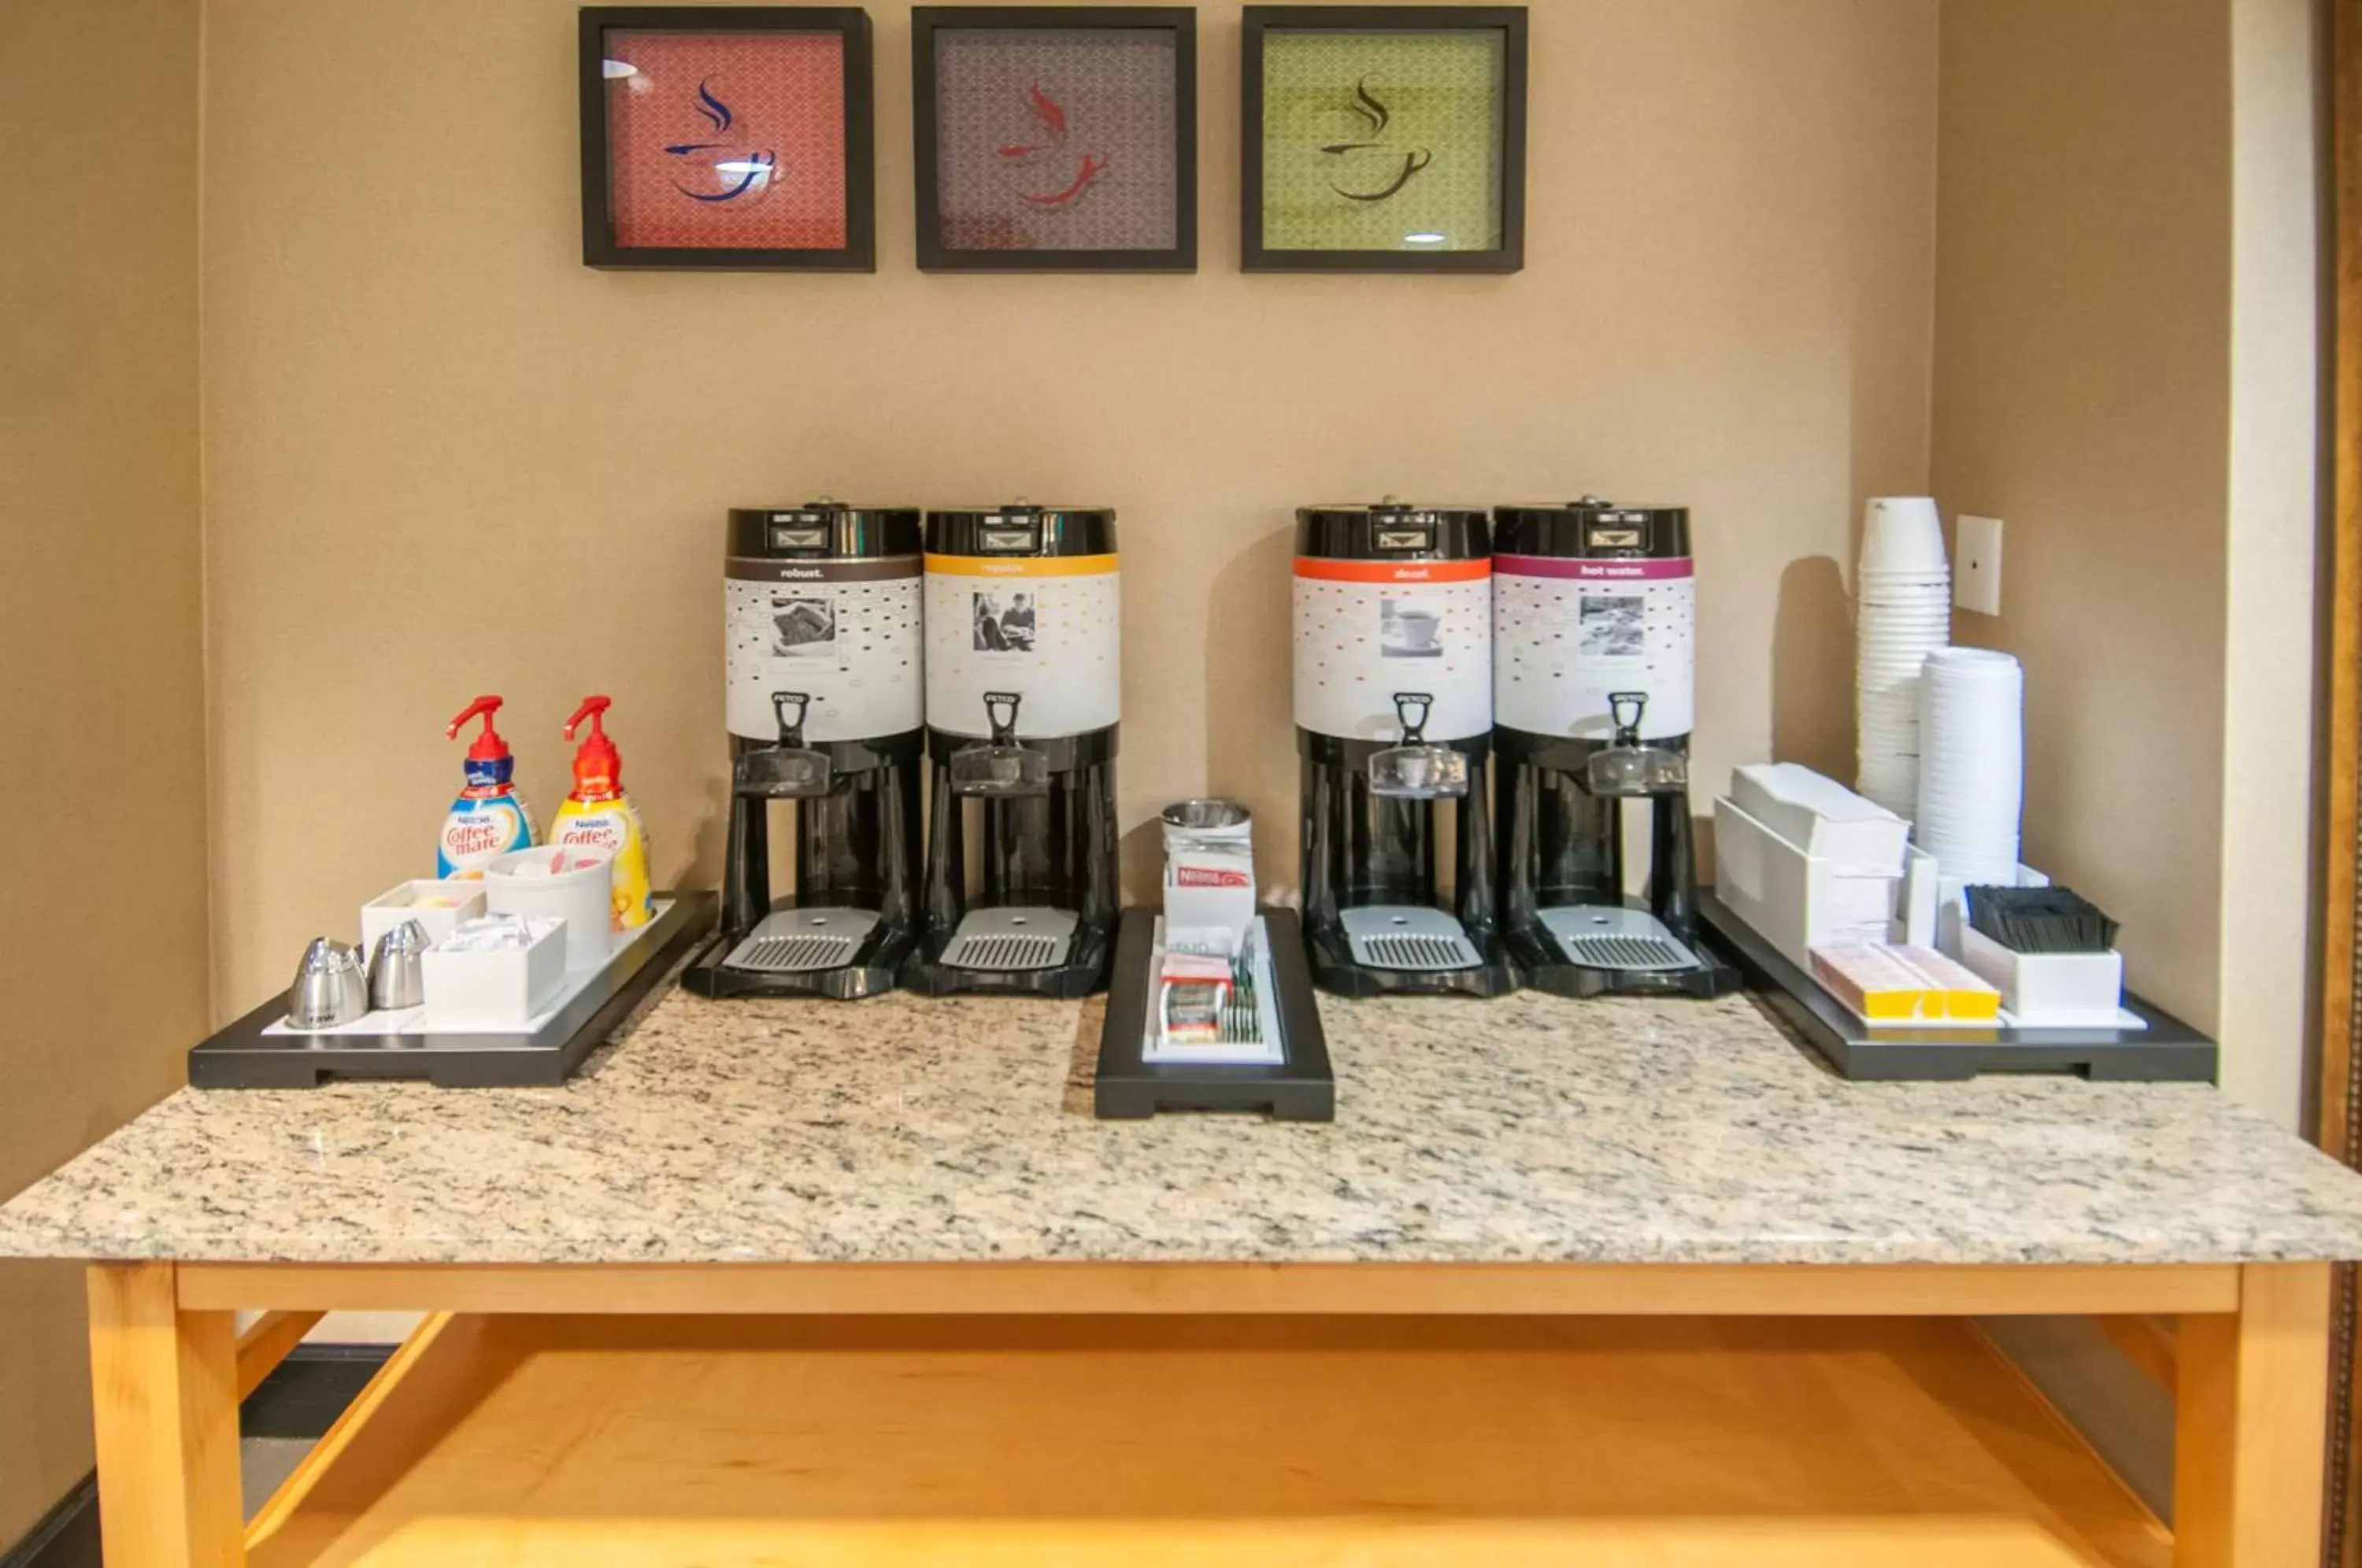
1166, 840, 1254, 954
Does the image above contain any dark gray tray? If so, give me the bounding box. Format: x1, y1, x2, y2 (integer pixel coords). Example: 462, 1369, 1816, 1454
189, 892, 716, 1089
1697, 890, 2217, 1082
1095, 907, 1335, 1121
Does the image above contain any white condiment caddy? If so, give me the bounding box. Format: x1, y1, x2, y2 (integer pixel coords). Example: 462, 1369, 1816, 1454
290, 864, 616, 1034
360, 879, 487, 953
481, 845, 618, 973
418, 916, 568, 1028
1712, 793, 1930, 973
1953, 925, 2127, 1028
1712, 763, 2134, 1032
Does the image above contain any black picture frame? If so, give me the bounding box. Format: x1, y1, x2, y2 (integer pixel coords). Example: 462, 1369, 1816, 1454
1241, 5, 1527, 274
579, 6, 876, 271
912, 6, 1198, 272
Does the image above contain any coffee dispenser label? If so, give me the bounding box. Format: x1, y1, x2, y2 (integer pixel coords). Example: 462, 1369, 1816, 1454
1494, 557, 1695, 740
1293, 557, 1493, 743
725, 556, 924, 744
923, 553, 1120, 738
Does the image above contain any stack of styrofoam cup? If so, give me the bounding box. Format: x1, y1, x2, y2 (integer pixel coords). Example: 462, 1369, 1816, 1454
1855, 497, 1953, 818
1915, 646, 2025, 883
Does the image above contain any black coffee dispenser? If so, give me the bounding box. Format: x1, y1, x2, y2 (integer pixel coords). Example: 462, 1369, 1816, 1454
1294, 502, 1516, 996
1493, 499, 1737, 998
904, 504, 1121, 997
685, 503, 925, 1000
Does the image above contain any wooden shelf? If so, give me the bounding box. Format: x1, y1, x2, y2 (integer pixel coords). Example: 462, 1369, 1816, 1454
246, 1313, 2168, 1567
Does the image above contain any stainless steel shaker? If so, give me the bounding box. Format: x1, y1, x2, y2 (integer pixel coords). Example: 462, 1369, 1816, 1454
287, 937, 369, 1028
367, 919, 431, 1011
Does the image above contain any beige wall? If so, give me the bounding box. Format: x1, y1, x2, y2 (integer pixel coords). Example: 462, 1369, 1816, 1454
1931, 0, 2319, 1128
1930, 0, 2236, 1078
202, 0, 1938, 1004
0, 0, 208, 1542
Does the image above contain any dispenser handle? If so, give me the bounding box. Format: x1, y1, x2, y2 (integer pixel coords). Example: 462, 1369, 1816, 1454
446, 694, 503, 741
1609, 691, 1648, 748
983, 691, 1023, 745
1393, 692, 1435, 745
563, 694, 612, 742
771, 691, 812, 748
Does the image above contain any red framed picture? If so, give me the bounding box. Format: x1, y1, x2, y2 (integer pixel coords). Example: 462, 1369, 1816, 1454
580, 7, 876, 270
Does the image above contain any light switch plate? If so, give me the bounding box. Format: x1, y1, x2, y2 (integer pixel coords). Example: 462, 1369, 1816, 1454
1955, 515, 2003, 616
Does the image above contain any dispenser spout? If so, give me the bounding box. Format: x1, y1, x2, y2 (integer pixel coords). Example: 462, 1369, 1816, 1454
1368, 692, 1469, 800
1609, 691, 1647, 749
984, 691, 1023, 745
1586, 692, 1688, 797
771, 691, 811, 748
1394, 692, 1435, 745
733, 691, 831, 799
950, 691, 1050, 797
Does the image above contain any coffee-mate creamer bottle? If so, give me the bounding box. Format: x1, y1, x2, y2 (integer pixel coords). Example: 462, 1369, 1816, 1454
548, 695, 654, 929
439, 695, 538, 878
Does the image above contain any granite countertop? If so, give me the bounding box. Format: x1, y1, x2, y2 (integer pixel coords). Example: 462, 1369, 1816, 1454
6, 982, 2362, 1267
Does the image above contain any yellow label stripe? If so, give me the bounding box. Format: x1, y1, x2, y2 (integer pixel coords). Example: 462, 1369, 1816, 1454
924, 553, 1118, 579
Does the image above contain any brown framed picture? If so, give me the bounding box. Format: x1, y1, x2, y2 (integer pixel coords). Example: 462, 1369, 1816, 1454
1242, 6, 1527, 273
912, 7, 1198, 272
579, 6, 876, 271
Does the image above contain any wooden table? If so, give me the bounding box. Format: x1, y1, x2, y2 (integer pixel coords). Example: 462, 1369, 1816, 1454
75, 1255, 2323, 1567
14, 986, 2362, 1565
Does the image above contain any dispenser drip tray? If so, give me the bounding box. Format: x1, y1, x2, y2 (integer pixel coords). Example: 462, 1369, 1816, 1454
1538, 905, 1700, 972
1341, 906, 1482, 972
724, 908, 880, 974
940, 908, 1077, 972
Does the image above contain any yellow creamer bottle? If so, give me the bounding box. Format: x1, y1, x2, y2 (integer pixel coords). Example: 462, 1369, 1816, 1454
550, 695, 654, 929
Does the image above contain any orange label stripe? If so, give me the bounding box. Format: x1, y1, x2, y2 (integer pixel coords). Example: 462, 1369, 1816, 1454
924, 553, 1117, 579
1293, 557, 1491, 584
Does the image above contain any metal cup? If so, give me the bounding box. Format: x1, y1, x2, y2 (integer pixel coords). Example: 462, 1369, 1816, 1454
1161, 798, 1250, 834
367, 919, 431, 1011
1161, 798, 1253, 857
287, 937, 368, 1029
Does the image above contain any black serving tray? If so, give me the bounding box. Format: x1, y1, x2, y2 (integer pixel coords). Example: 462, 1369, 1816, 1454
189, 892, 716, 1089
1095, 907, 1335, 1121
1697, 890, 2216, 1082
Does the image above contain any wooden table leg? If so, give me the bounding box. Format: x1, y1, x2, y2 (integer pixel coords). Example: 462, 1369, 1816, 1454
2175, 1261, 2333, 1567
87, 1261, 246, 1568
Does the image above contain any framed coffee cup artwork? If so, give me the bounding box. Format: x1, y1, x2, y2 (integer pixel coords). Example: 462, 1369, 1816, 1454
579, 7, 876, 270
912, 7, 1198, 272
1242, 6, 1527, 273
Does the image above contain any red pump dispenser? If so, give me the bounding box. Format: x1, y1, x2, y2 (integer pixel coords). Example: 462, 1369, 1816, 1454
437, 694, 536, 875
447, 695, 513, 772
551, 695, 653, 928
564, 695, 622, 799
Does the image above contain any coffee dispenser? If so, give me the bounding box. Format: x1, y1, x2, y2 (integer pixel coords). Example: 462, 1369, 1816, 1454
1494, 498, 1735, 997
686, 503, 926, 1000
905, 504, 1120, 997
1294, 501, 1515, 996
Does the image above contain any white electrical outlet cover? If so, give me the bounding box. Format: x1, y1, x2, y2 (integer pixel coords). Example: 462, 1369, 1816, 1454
1956, 515, 2003, 616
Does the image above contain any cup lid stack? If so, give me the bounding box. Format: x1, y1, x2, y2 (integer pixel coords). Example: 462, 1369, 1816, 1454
1914, 646, 2025, 884
1855, 497, 1952, 818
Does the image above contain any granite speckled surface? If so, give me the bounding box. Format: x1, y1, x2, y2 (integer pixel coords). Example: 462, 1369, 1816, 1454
6, 982, 2362, 1267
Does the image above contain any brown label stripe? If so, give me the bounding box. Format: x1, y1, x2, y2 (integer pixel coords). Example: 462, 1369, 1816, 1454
727, 556, 922, 583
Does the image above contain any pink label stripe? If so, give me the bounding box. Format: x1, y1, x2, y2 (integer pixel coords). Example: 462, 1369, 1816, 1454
1494, 554, 1693, 581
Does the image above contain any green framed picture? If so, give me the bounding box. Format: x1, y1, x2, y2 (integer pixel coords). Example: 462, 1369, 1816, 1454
1242, 6, 1527, 272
